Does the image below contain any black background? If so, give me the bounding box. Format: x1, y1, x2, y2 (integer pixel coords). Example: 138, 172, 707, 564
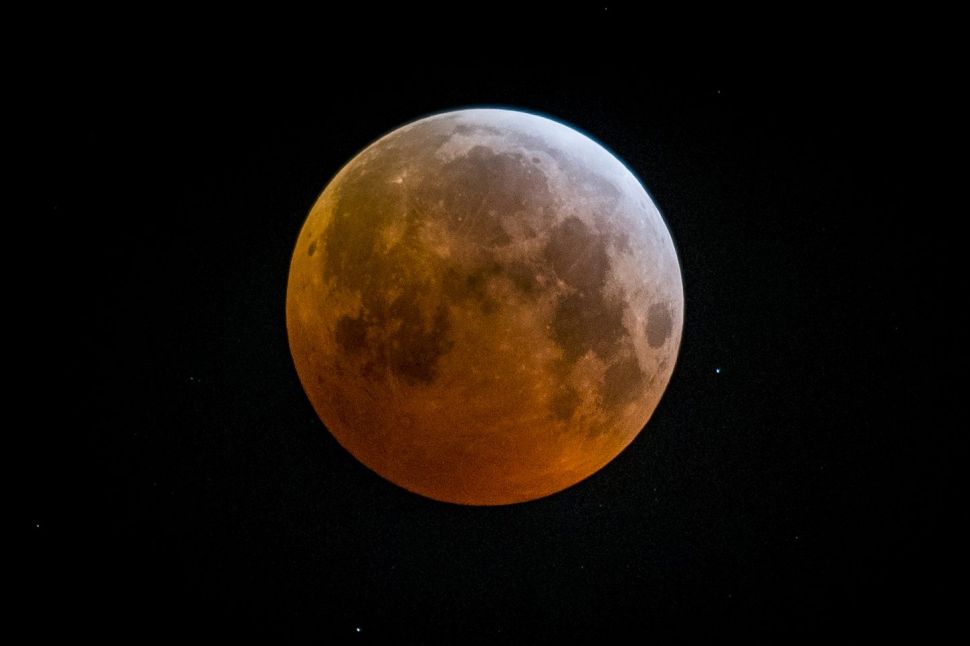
20, 16, 956, 644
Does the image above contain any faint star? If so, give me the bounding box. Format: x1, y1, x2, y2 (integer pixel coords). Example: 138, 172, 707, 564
715, 367, 721, 374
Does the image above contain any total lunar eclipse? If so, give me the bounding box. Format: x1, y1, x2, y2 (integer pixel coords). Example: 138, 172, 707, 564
286, 109, 683, 505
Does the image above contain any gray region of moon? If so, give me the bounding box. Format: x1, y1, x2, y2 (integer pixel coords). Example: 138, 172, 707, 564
287, 109, 683, 505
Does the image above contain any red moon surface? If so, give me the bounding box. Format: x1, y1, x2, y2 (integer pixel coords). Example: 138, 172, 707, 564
286, 109, 683, 505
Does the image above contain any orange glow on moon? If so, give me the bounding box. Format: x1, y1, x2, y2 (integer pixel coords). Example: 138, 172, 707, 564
287, 109, 683, 505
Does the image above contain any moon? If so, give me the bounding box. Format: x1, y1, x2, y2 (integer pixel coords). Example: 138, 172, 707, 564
287, 109, 683, 505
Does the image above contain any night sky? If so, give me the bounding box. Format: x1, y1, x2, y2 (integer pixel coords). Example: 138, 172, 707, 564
21, 26, 955, 643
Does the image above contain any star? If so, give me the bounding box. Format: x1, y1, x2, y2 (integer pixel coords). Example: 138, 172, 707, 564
355, 627, 362, 633
715, 367, 721, 374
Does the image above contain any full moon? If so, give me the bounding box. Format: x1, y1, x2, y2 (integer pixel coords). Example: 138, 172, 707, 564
287, 109, 683, 505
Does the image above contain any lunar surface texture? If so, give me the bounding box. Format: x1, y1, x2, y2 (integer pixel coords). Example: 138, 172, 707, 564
286, 109, 683, 505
